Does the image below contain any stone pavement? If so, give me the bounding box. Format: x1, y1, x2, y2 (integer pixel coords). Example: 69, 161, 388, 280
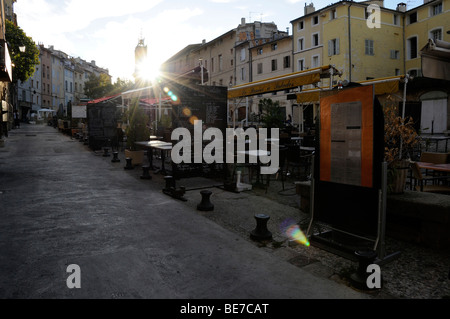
0, 122, 369, 299
1, 123, 449, 300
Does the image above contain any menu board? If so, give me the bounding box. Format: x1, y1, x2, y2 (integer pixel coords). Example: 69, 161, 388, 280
72, 105, 87, 119
330, 101, 362, 186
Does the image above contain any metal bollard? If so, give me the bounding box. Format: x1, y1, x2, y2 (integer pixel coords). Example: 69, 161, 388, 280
349, 250, 380, 291
124, 158, 133, 170
250, 214, 272, 241
102, 147, 110, 157
197, 190, 214, 211
164, 176, 176, 190
111, 151, 120, 163
140, 165, 152, 180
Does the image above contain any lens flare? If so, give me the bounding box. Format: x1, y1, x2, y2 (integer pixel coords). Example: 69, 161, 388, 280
189, 116, 199, 125
281, 219, 310, 247
182, 107, 192, 117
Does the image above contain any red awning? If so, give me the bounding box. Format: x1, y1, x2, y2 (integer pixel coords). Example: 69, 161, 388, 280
140, 96, 172, 105
87, 94, 121, 104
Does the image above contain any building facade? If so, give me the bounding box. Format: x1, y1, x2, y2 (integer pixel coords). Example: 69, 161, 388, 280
161, 1, 449, 132
0, 0, 14, 140
16, 45, 111, 120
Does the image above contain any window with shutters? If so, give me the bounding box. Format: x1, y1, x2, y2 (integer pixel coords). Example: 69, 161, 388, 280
408, 12, 417, 24
298, 38, 304, 51
407, 36, 418, 59
328, 38, 339, 56
390, 50, 400, 59
312, 33, 319, 47
312, 55, 319, 68
365, 39, 374, 55
298, 59, 305, 71
430, 2, 442, 16
430, 29, 442, 42
257, 63, 263, 74
240, 48, 246, 61
283, 56, 291, 69
271, 59, 278, 71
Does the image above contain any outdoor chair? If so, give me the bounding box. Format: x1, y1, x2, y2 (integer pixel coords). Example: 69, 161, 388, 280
420, 151, 449, 164
409, 162, 450, 194
419, 151, 450, 182
284, 144, 313, 182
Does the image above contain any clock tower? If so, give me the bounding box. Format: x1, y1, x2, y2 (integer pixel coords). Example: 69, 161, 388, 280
134, 37, 148, 84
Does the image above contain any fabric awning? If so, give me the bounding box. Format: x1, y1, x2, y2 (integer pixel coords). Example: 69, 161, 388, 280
140, 97, 172, 106
421, 39, 450, 81
87, 94, 121, 105
296, 75, 405, 103
228, 65, 338, 99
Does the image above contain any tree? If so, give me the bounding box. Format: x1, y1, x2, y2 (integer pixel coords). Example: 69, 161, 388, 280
259, 98, 285, 129
126, 97, 150, 150
109, 77, 134, 95
84, 73, 114, 99
5, 20, 40, 83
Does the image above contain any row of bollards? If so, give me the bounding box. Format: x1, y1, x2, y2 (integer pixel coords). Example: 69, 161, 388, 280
111, 150, 274, 245
111, 149, 384, 292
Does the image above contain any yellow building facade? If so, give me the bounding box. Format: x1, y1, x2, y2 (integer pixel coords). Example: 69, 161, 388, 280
291, 0, 449, 83
404, 0, 450, 76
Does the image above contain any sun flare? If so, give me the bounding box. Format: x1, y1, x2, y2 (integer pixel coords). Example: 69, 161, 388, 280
136, 58, 161, 82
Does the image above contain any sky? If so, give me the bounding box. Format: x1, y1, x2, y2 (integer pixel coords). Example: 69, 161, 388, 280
14, 0, 423, 82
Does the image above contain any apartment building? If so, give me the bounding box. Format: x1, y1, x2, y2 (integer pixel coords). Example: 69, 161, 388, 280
404, 0, 449, 76
17, 44, 111, 119
290, 0, 449, 132
162, 1, 449, 131
248, 34, 294, 117
161, 18, 289, 125
0, 0, 13, 140
292, 1, 407, 86
3, 0, 15, 24
17, 46, 41, 118
40, 45, 52, 109
162, 19, 282, 87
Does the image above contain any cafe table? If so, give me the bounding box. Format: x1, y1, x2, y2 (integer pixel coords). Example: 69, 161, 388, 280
135, 141, 172, 174
417, 161, 450, 174
236, 150, 271, 187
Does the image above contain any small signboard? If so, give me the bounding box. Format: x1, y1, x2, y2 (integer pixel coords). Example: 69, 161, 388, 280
72, 105, 87, 119
312, 84, 384, 239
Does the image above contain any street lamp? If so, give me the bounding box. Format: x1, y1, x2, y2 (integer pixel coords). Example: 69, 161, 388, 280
19, 45, 26, 53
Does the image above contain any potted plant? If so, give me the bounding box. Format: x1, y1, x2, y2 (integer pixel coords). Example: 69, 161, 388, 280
383, 96, 421, 194
124, 97, 150, 166
259, 98, 285, 131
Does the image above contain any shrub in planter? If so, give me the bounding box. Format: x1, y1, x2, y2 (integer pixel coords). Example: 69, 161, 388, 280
125, 97, 150, 165
383, 96, 421, 194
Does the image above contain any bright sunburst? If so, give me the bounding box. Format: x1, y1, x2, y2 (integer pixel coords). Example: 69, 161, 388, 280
136, 58, 161, 83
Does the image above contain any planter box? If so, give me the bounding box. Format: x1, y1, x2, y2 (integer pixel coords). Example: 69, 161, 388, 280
125, 149, 145, 166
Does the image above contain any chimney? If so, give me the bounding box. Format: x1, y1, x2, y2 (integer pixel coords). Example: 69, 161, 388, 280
304, 3, 315, 15
202, 39, 206, 45
91, 60, 96, 66
241, 17, 246, 26
396, 2, 407, 12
